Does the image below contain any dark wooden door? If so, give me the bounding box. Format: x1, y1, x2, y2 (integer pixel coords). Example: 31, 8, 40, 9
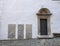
40, 19, 48, 35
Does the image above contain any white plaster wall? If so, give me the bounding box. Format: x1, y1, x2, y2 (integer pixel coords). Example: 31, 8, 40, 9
0, 0, 60, 39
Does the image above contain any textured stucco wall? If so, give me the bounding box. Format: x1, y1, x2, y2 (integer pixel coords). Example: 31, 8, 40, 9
0, 0, 60, 39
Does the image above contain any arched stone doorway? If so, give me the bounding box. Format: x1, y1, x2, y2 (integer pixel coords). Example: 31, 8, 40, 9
36, 8, 52, 38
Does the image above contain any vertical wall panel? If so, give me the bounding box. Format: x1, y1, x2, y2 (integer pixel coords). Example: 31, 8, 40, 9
26, 24, 32, 39
18, 24, 24, 39
8, 24, 16, 39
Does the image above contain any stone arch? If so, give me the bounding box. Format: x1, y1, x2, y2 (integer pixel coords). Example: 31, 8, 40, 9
39, 8, 50, 14
36, 8, 52, 15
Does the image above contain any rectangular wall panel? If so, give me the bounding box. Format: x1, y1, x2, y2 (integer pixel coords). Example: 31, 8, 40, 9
18, 24, 24, 39
26, 24, 32, 39
8, 24, 16, 39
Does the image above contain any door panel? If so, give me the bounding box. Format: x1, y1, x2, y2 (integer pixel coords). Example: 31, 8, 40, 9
40, 19, 48, 35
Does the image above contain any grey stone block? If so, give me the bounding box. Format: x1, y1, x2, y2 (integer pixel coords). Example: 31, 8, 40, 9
8, 24, 16, 39
26, 24, 32, 39
0, 37, 60, 46
18, 24, 24, 39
